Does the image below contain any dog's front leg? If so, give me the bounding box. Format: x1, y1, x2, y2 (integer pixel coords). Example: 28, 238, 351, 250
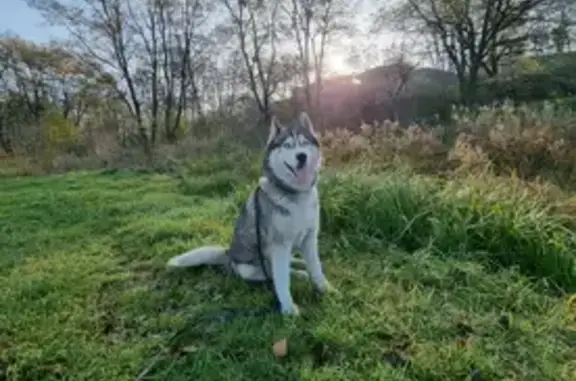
270, 244, 299, 315
300, 229, 332, 293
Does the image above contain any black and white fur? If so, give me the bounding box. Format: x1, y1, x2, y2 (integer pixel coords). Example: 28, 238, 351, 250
167, 112, 333, 315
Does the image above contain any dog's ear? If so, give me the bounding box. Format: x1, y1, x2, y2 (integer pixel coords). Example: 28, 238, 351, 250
267, 115, 284, 144
299, 111, 315, 135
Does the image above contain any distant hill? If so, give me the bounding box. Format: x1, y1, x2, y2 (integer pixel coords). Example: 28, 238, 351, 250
355, 66, 459, 96
281, 51, 576, 129
289, 64, 459, 128
405, 68, 459, 94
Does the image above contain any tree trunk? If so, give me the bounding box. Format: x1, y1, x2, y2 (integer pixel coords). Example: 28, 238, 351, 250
0, 122, 14, 155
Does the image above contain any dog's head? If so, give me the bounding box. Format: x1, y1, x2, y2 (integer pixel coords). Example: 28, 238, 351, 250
263, 112, 321, 193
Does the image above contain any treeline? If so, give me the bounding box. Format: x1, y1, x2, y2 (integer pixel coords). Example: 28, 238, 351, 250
0, 0, 575, 162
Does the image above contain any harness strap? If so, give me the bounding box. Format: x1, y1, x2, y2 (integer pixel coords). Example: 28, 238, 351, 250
254, 185, 281, 311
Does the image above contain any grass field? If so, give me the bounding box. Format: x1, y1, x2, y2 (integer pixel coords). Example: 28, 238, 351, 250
1, 158, 576, 380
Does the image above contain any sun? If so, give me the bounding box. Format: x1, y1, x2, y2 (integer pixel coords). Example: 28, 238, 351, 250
324, 51, 354, 76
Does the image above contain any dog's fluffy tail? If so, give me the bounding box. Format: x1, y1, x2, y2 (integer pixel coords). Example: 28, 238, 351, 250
166, 245, 227, 268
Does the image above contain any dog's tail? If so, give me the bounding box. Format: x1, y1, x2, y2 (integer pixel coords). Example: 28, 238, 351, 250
166, 245, 228, 268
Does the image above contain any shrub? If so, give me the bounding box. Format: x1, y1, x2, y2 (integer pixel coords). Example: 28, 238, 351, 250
320, 121, 451, 173
319, 101, 576, 189
5, 98, 576, 196
450, 101, 576, 185
320, 171, 576, 292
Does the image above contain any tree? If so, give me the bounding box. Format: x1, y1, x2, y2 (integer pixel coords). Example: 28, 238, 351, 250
197, 50, 246, 117
0, 95, 28, 155
0, 36, 52, 123
28, 0, 152, 155
283, 0, 356, 124
551, 10, 571, 52
0, 36, 108, 154
377, 0, 552, 105
218, 0, 287, 124
380, 47, 419, 121
126, 0, 212, 142
27, 0, 214, 156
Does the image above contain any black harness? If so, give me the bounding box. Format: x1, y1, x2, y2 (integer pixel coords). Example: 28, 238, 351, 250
253, 185, 282, 311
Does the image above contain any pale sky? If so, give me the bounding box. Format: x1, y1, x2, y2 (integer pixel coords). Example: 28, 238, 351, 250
0, 0, 402, 75
0, 0, 67, 42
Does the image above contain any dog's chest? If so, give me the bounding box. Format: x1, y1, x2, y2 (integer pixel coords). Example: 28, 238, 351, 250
268, 194, 318, 244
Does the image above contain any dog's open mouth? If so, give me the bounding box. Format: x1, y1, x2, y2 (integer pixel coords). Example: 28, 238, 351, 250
284, 161, 312, 185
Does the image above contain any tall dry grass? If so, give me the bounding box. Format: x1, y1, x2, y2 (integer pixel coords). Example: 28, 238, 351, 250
320, 100, 576, 188
3, 100, 576, 192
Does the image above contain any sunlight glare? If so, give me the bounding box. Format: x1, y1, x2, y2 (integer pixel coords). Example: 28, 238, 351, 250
325, 52, 353, 76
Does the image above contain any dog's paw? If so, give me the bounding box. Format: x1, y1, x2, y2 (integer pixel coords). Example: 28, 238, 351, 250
291, 269, 310, 280
317, 280, 340, 296
280, 303, 300, 316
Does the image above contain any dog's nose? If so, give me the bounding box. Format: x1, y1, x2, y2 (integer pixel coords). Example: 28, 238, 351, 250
296, 153, 307, 168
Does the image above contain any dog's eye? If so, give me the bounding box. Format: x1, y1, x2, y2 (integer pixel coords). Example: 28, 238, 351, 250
282, 142, 293, 149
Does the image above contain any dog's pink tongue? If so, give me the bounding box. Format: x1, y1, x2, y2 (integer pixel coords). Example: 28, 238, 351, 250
296, 169, 309, 184
296, 160, 315, 184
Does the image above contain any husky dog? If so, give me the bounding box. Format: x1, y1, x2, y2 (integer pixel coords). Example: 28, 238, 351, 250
167, 112, 333, 315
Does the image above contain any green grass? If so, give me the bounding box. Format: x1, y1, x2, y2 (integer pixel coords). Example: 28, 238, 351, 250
1, 164, 576, 381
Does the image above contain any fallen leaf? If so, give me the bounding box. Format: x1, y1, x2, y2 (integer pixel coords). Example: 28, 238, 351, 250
272, 338, 288, 358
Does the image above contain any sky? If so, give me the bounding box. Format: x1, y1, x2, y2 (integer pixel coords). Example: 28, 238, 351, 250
0, 0, 400, 76
1, 0, 66, 43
